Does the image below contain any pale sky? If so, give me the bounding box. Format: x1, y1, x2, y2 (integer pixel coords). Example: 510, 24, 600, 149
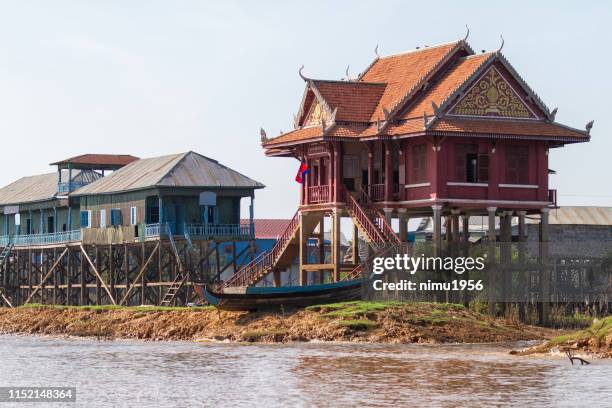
0, 1, 609, 219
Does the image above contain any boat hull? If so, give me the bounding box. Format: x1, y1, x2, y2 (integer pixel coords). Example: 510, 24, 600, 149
196, 280, 364, 311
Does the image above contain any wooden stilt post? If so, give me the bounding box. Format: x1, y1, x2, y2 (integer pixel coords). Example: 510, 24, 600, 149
299, 212, 307, 286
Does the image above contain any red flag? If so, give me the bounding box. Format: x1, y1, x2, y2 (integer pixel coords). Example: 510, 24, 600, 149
295, 161, 309, 184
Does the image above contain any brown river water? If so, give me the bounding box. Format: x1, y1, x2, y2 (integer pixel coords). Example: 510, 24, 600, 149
0, 335, 610, 407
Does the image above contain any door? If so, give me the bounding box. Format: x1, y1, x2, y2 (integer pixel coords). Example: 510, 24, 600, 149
164, 204, 185, 234
175, 205, 185, 234
47, 216, 55, 234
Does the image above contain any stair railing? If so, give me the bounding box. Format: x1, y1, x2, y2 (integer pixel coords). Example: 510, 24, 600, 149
356, 186, 401, 244
220, 210, 300, 289
342, 187, 386, 245
342, 243, 403, 281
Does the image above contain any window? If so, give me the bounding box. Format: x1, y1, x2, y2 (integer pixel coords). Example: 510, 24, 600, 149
80, 210, 91, 228
411, 144, 427, 183
110, 209, 122, 226
130, 207, 137, 225
454, 144, 487, 183
147, 206, 159, 223
100, 209, 107, 228
506, 145, 529, 184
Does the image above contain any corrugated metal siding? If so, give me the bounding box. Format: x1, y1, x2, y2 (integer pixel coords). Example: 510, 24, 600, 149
526, 206, 612, 226
72, 151, 264, 196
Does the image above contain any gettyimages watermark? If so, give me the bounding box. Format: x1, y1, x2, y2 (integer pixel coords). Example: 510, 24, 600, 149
360, 241, 612, 303
370, 254, 485, 293
0, 387, 76, 403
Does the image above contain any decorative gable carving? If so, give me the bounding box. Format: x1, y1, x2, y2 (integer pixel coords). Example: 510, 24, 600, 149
449, 67, 535, 119
304, 100, 331, 126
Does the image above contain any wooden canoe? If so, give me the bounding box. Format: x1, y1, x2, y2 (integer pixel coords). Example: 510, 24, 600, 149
195, 279, 364, 311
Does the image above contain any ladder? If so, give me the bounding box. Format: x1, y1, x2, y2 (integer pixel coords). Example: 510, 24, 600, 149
0, 243, 14, 308
160, 224, 189, 306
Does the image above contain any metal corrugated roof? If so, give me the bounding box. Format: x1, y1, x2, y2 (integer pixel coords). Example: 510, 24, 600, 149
50, 154, 139, 167
0, 169, 101, 205
0, 173, 58, 206
72, 151, 264, 196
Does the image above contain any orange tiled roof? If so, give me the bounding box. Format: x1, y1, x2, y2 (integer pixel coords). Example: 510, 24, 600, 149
264, 126, 323, 146
430, 118, 588, 139
400, 53, 492, 119
312, 81, 386, 122
360, 42, 460, 120
262, 39, 589, 148
384, 118, 426, 136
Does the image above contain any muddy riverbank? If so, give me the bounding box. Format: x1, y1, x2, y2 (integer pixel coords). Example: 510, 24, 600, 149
512, 316, 612, 358
0, 302, 562, 344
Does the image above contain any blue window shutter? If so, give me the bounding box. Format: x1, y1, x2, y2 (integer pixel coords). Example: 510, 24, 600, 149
80, 211, 89, 228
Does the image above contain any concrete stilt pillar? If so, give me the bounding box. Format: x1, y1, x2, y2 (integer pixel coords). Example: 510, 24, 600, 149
517, 210, 527, 322
398, 209, 408, 243
352, 223, 359, 264
539, 208, 550, 326
462, 214, 471, 307
432, 205, 443, 258
500, 211, 513, 316
487, 207, 497, 316
332, 209, 341, 282
461, 214, 470, 255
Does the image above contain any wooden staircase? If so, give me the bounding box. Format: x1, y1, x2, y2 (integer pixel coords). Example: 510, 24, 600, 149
160, 224, 189, 306
219, 185, 402, 291
219, 211, 302, 290
343, 185, 401, 246
0, 243, 14, 308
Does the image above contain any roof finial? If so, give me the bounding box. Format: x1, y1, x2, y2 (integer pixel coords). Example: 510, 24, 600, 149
550, 108, 558, 121
497, 35, 504, 53
298, 65, 309, 81
586, 120, 594, 135
260, 128, 268, 143
463, 25, 470, 41
345, 65, 351, 81
374, 44, 380, 59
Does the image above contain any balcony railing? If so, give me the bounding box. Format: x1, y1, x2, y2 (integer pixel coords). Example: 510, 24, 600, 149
144, 223, 163, 238
8, 230, 81, 247
0, 235, 9, 247
307, 185, 331, 204
144, 223, 252, 239
187, 223, 251, 238
57, 181, 91, 194
365, 184, 385, 201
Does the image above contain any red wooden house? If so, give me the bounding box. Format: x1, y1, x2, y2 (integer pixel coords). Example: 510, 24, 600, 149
222, 36, 591, 290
